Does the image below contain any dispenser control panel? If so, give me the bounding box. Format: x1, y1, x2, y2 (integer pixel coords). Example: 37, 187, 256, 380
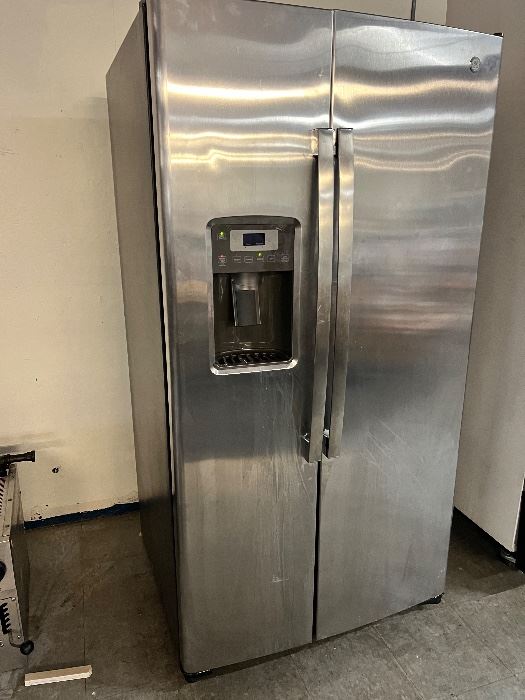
211, 222, 294, 274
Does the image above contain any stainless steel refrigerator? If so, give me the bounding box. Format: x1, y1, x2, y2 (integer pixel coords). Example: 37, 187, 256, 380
107, 0, 501, 677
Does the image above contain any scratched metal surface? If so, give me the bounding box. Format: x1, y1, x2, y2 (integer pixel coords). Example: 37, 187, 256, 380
316, 13, 501, 638
146, 0, 332, 673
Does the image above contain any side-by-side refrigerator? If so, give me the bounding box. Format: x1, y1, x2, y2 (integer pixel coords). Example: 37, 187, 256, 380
107, 0, 501, 677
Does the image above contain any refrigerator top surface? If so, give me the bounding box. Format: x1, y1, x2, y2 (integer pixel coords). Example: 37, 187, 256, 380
147, 0, 504, 40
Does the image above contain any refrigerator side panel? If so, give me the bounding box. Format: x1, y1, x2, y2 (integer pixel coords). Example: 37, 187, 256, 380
106, 11, 179, 645
317, 14, 501, 638
147, 0, 333, 673
448, 0, 525, 554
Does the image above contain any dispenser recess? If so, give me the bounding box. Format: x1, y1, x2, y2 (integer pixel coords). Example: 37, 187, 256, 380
210, 217, 296, 370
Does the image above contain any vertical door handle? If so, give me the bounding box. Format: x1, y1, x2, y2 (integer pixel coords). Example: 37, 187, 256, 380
325, 128, 354, 459
304, 128, 335, 463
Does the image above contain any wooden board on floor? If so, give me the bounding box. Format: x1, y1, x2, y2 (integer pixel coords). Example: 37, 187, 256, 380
25, 665, 92, 686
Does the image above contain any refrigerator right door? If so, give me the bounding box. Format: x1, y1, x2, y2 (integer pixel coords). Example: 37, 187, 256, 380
316, 13, 501, 639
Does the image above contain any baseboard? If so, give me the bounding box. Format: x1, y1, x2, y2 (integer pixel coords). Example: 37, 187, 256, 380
24, 501, 139, 529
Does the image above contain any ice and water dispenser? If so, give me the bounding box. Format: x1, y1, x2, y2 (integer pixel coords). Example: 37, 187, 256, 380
210, 218, 296, 370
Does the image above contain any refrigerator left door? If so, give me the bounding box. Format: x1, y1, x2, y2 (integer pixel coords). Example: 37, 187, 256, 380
146, 0, 333, 673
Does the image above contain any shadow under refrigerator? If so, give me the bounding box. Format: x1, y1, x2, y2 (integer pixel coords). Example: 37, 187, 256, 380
107, 0, 501, 677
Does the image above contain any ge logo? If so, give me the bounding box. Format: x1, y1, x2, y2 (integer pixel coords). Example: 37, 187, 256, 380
470, 56, 481, 73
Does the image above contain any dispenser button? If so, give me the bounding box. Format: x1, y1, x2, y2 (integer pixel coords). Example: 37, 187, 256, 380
280, 254, 289, 263
218, 254, 227, 266
244, 256, 253, 263
233, 255, 242, 264
267, 254, 276, 263
256, 253, 264, 262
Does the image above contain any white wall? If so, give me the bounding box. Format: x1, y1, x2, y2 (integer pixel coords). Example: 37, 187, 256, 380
448, 0, 525, 551
1, 0, 446, 522
0, 0, 139, 521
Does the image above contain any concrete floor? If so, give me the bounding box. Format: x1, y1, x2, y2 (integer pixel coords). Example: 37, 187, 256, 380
3, 510, 525, 699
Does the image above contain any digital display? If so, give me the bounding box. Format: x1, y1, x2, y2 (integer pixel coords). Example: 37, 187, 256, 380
243, 232, 266, 247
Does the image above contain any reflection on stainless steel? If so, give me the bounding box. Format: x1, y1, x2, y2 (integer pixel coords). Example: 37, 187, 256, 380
167, 82, 330, 101
147, 0, 332, 674
107, 0, 501, 678
316, 13, 501, 640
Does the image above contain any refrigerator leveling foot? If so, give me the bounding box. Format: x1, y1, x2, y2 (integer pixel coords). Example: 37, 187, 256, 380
183, 669, 212, 683
499, 547, 517, 569
423, 594, 443, 605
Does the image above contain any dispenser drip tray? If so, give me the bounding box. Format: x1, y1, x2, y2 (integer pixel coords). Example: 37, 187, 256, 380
215, 349, 290, 369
